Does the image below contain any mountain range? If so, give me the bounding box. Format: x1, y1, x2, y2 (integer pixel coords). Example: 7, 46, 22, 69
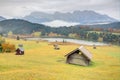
0, 10, 119, 27
0, 10, 119, 34
23, 10, 118, 26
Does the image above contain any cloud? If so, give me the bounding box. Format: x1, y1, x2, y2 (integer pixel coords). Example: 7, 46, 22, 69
0, 0, 120, 20
42, 20, 80, 27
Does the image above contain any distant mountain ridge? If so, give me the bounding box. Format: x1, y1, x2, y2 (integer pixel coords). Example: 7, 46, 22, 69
23, 10, 118, 25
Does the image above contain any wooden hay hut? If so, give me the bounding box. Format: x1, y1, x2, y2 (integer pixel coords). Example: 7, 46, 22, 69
65, 46, 92, 66
16, 44, 24, 55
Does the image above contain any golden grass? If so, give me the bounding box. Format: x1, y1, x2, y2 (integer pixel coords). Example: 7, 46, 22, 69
0, 38, 120, 80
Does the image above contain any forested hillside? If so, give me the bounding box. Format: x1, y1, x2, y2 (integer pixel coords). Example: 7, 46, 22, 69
0, 19, 120, 45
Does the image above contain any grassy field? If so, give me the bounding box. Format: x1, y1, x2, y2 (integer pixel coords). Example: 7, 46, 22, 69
0, 39, 120, 80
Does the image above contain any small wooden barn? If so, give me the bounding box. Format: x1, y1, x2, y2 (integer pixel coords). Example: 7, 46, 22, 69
65, 46, 92, 66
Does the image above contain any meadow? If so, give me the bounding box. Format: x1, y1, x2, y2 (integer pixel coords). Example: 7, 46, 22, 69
0, 39, 120, 80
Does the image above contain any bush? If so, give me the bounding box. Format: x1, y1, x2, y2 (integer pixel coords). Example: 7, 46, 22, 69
1, 43, 16, 53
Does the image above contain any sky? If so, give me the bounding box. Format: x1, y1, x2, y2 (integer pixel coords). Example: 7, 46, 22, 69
0, 0, 120, 20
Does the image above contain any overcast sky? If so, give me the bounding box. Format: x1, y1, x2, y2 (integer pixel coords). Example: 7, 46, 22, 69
0, 0, 120, 20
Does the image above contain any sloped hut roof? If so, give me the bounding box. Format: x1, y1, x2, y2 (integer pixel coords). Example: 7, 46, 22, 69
65, 46, 92, 60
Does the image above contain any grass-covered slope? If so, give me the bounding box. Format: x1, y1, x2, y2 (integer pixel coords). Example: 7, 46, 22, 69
0, 39, 120, 80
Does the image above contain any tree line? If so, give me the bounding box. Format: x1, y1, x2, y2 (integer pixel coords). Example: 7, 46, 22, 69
29, 26, 120, 45
1, 25, 120, 45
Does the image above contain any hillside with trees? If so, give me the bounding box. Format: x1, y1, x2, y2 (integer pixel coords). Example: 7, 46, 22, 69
0, 19, 120, 45
0, 19, 50, 34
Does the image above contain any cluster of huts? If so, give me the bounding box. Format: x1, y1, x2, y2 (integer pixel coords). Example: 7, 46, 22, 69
0, 34, 93, 66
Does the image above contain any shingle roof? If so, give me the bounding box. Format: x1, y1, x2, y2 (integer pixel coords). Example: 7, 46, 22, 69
79, 46, 92, 60
65, 46, 92, 60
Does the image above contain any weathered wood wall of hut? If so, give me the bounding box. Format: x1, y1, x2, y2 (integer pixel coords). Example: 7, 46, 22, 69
67, 53, 90, 66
